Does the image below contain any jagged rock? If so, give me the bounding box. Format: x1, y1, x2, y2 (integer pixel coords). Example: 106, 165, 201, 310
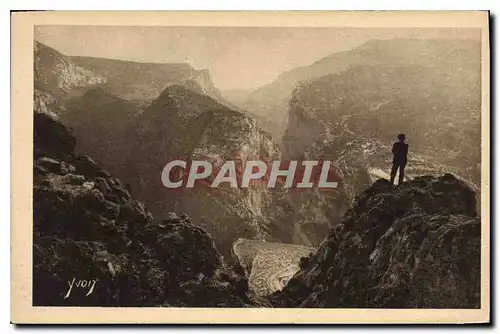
61, 173, 86, 185
37, 157, 62, 173
33, 113, 261, 307
34, 89, 66, 118
271, 175, 480, 308
179, 213, 191, 223
72, 155, 110, 179
165, 212, 179, 221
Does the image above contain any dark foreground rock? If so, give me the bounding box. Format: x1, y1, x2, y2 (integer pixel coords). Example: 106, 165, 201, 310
33, 112, 266, 307
270, 175, 480, 308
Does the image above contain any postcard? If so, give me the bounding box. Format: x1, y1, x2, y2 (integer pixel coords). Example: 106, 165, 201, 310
11, 10, 490, 324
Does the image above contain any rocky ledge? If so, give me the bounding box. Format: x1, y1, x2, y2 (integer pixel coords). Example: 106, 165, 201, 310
270, 174, 480, 308
33, 112, 266, 307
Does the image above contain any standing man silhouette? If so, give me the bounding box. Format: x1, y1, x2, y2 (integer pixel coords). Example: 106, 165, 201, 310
390, 133, 408, 185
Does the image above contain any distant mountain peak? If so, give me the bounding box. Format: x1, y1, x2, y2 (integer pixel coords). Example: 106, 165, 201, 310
34, 40, 221, 103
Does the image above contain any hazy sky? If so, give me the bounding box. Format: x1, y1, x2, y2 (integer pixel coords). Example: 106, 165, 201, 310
35, 26, 480, 91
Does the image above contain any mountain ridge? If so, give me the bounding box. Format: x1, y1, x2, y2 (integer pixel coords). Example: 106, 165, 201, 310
244, 38, 481, 140
34, 40, 222, 106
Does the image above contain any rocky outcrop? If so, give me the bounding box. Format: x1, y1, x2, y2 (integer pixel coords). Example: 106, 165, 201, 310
33, 112, 264, 307
283, 133, 470, 246
270, 174, 480, 308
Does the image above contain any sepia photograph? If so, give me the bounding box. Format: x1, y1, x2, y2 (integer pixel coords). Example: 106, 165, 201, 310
11, 11, 490, 324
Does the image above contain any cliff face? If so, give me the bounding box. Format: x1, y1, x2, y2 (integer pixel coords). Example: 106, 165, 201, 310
232, 239, 315, 297
34, 41, 107, 118
34, 41, 107, 99
245, 38, 480, 143
34, 41, 222, 114
284, 62, 480, 184
271, 174, 480, 308
119, 85, 296, 258
34, 89, 67, 119
70, 56, 220, 102
33, 112, 263, 307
